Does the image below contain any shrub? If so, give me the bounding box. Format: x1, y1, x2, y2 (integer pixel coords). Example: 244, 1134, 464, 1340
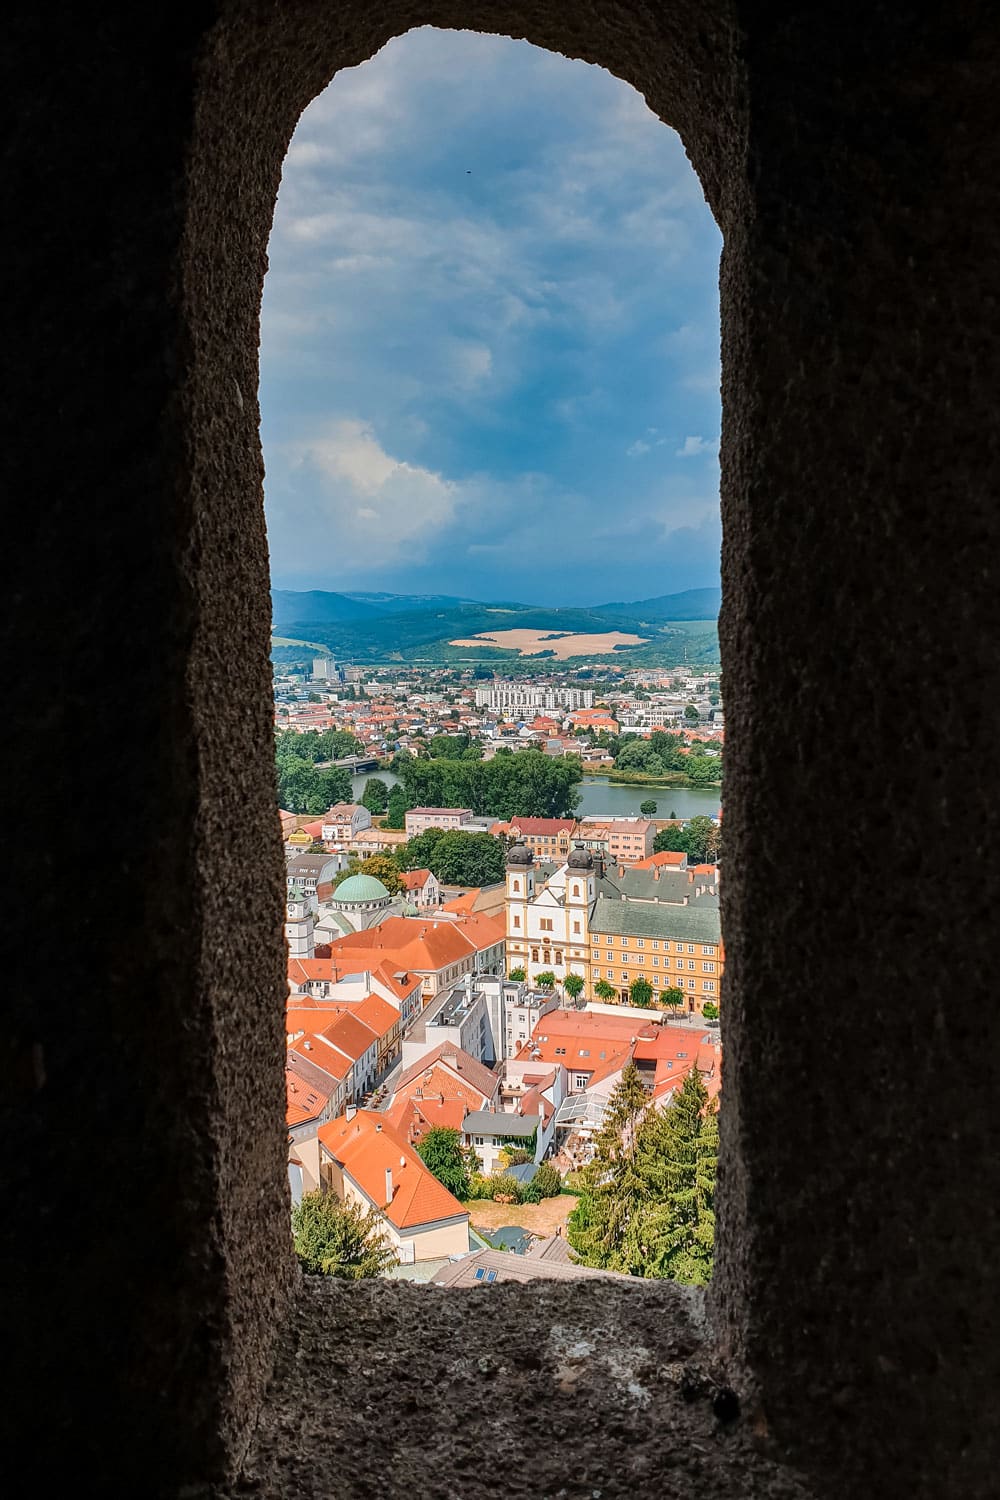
466, 1172, 491, 1200
291, 1191, 397, 1279
508, 967, 526, 982
487, 1172, 523, 1204
702, 1002, 720, 1020
532, 1161, 563, 1199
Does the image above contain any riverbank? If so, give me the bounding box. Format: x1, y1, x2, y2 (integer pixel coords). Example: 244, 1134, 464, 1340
583, 766, 721, 790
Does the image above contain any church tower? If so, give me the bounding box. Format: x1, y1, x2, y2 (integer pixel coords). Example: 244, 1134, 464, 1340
285, 887, 315, 959
504, 842, 534, 977
564, 843, 596, 992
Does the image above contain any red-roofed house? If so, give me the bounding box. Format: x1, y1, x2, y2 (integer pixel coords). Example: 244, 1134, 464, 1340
633, 850, 689, 871
317, 1110, 470, 1263
328, 913, 505, 1004
501, 817, 578, 861
286, 1047, 348, 1139
399, 867, 441, 908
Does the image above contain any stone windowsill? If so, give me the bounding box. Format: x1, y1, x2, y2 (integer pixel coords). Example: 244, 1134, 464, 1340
226, 1276, 816, 1499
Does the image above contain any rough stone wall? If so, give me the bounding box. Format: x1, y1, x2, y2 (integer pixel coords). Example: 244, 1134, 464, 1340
714, 7, 1000, 1494
2, 2, 999, 1496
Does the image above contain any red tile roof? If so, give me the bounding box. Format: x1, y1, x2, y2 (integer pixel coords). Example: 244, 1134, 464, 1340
317, 1110, 467, 1231
508, 817, 577, 835
396, 1042, 499, 1103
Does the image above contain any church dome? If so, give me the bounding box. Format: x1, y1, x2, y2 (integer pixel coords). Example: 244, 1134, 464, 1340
333, 873, 391, 905
566, 843, 594, 871
506, 841, 534, 866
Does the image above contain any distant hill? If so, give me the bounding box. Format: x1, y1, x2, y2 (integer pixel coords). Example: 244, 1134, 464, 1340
271, 590, 385, 627
594, 587, 721, 621
270, 589, 720, 669
340, 591, 480, 614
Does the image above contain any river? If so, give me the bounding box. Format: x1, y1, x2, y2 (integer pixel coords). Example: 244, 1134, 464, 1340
350, 770, 719, 822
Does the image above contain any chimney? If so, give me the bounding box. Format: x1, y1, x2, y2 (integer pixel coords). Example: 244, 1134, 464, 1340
375, 1122, 382, 1132
346, 1103, 356, 1120
384, 1167, 393, 1204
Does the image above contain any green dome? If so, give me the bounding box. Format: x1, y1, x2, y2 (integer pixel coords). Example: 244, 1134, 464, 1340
334, 873, 391, 905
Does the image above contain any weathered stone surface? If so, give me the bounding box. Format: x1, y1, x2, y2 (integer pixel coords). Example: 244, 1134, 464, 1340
3, 2, 999, 1497
225, 1278, 815, 1500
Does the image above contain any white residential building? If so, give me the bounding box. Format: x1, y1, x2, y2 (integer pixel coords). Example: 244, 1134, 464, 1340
321, 802, 372, 845
474, 684, 594, 713
404, 807, 474, 835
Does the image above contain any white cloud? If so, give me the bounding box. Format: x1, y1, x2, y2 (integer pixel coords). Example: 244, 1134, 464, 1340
675, 435, 719, 458
626, 439, 651, 457
272, 419, 458, 572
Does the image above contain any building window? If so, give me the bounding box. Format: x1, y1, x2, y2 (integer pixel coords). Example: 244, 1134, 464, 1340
513, 915, 521, 928
652, 957, 660, 966
540, 918, 553, 933
573, 921, 581, 934
688, 960, 696, 970
572, 884, 580, 897
592, 949, 599, 960
574, 1074, 589, 1090
637, 939, 645, 949
621, 971, 629, 981
531, 948, 539, 963
702, 961, 714, 972
702, 945, 715, 955
512, 880, 520, 893
688, 944, 695, 954
652, 940, 660, 950
703, 981, 715, 991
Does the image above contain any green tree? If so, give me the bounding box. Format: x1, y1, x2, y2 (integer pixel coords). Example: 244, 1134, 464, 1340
361, 777, 389, 815
684, 703, 700, 724
659, 986, 685, 1014
629, 977, 654, 1008
395, 748, 581, 820
567, 1063, 650, 1269
640, 799, 657, 817
594, 979, 618, 1001
686, 754, 722, 789
429, 732, 470, 757
508, 967, 526, 982
384, 785, 409, 830
631, 1071, 716, 1285
291, 1191, 398, 1279
684, 815, 720, 864
615, 739, 665, 775
417, 1127, 476, 1200
430, 831, 505, 886
702, 1002, 720, 1021
653, 823, 691, 856
534, 971, 556, 990
359, 854, 403, 894
563, 973, 585, 1002
568, 1065, 717, 1285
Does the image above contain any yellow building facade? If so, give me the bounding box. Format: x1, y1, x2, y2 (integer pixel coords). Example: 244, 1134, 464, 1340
505, 842, 723, 1015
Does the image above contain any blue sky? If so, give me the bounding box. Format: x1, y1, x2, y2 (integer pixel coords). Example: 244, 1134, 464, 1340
261, 28, 722, 607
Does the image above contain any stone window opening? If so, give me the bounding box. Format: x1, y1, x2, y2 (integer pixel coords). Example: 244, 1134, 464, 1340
11, 7, 990, 1500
